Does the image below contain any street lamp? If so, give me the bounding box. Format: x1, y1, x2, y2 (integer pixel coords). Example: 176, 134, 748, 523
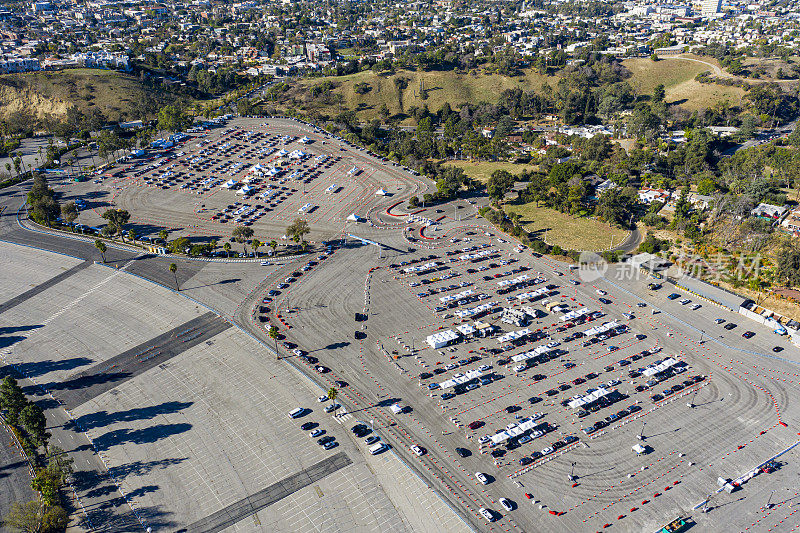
568, 461, 577, 481
637, 421, 646, 441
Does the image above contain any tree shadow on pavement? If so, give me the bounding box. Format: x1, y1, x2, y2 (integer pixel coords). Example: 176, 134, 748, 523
70, 401, 194, 432
92, 423, 193, 452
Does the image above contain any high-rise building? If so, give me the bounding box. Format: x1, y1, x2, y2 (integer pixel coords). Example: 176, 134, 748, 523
701, 0, 722, 17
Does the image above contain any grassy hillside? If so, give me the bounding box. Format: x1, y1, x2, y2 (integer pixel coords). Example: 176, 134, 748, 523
0, 69, 175, 126
504, 202, 630, 252
287, 56, 747, 123
299, 68, 553, 123
623, 56, 745, 110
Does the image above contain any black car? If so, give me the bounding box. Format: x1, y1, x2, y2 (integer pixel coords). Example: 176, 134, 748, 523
455, 447, 470, 458
317, 436, 335, 445
528, 396, 543, 404
564, 435, 578, 444
301, 422, 316, 431
519, 456, 533, 466
773, 346, 784, 353
724, 323, 737, 330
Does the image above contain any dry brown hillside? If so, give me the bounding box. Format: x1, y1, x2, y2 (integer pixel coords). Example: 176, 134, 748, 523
0, 68, 173, 128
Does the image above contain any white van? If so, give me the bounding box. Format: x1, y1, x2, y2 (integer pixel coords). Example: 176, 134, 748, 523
369, 442, 388, 455
287, 407, 305, 419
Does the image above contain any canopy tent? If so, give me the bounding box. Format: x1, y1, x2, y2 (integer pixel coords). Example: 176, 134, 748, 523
222, 179, 237, 189
346, 213, 360, 222
236, 185, 254, 195
375, 188, 388, 196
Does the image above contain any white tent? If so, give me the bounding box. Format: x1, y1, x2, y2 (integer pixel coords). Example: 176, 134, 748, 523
375, 189, 388, 196
346, 213, 359, 222
251, 163, 265, 173
299, 136, 310, 144
222, 179, 237, 189
277, 149, 288, 156
267, 167, 281, 176
236, 185, 254, 195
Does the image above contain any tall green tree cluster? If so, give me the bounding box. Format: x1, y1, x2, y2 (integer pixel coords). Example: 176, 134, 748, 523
26, 175, 60, 227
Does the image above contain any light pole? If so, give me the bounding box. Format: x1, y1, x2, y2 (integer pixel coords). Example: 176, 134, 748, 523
637, 421, 646, 441
699, 329, 705, 344
568, 461, 577, 481
766, 490, 776, 510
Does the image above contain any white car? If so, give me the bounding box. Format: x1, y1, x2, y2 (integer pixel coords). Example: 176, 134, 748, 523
596, 289, 607, 296
499, 498, 513, 512
513, 364, 527, 373
293, 349, 306, 357
309, 429, 324, 438
478, 365, 491, 372
479, 508, 495, 521
690, 304, 702, 310
317, 396, 329, 403
478, 435, 491, 444
411, 445, 425, 456
475, 472, 489, 485
541, 447, 554, 456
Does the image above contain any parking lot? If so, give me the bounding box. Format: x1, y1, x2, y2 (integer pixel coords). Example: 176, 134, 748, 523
58, 117, 426, 251
255, 218, 800, 532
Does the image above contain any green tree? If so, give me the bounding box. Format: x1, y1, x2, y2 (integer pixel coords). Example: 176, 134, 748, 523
3, 500, 68, 533
486, 170, 515, 203
268, 240, 278, 256
60, 202, 78, 226
251, 239, 262, 258
223, 242, 232, 258
232, 226, 255, 255
652, 84, 666, 103
20, 403, 48, 450
157, 104, 193, 132
596, 186, 639, 227
94, 240, 107, 262
286, 218, 310, 245
127, 229, 137, 243
158, 229, 169, 242
327, 387, 339, 416
169, 263, 179, 291
100, 209, 131, 241
0, 376, 28, 426
268, 325, 279, 360
167, 237, 190, 254
775, 242, 800, 286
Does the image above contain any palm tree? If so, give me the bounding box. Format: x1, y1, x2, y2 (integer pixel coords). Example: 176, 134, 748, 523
269, 240, 278, 257
169, 263, 179, 290
158, 229, 169, 243
252, 239, 262, 258
94, 240, 106, 262
268, 325, 279, 360
223, 242, 232, 257
327, 387, 339, 416
128, 229, 137, 243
